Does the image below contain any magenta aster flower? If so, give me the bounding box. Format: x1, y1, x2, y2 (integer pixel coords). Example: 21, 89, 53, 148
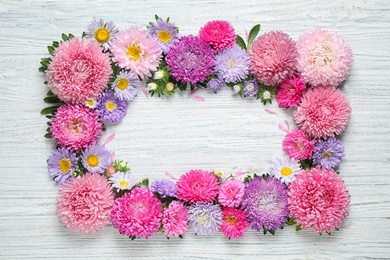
110, 27, 162, 78
166, 36, 215, 85
111, 187, 163, 238
81, 144, 111, 174
199, 20, 236, 52
282, 129, 316, 160
249, 31, 297, 86
220, 207, 249, 239
294, 87, 351, 139
176, 169, 219, 203
50, 104, 104, 152
48, 147, 77, 185
296, 29, 353, 87
95, 91, 128, 124
187, 203, 222, 235
85, 18, 119, 51
162, 201, 189, 237
148, 18, 181, 54
218, 179, 245, 208
47, 38, 112, 104
276, 75, 306, 108
288, 166, 350, 233
313, 138, 345, 169
112, 71, 140, 101
57, 173, 114, 233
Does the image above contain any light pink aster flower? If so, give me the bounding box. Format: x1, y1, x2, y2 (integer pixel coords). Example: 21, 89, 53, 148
294, 87, 351, 139
218, 179, 245, 207
162, 201, 189, 237
296, 29, 353, 87
47, 38, 112, 104
282, 129, 316, 160
110, 27, 162, 78
276, 74, 306, 108
199, 20, 236, 52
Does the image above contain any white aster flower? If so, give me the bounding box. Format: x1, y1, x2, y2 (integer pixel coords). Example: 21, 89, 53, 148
109, 171, 138, 191
269, 155, 302, 184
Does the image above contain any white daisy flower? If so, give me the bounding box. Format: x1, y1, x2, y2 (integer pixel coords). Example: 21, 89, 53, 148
109, 171, 138, 192
269, 155, 302, 184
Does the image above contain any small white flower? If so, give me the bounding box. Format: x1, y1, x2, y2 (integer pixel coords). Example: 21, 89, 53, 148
147, 82, 158, 91
85, 98, 97, 109
109, 171, 138, 191
165, 82, 174, 92
269, 155, 302, 184
232, 85, 241, 95
153, 70, 165, 80
263, 90, 271, 99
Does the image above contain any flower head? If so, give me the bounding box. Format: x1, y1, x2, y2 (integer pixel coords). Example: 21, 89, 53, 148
249, 31, 297, 86
282, 129, 316, 160
113, 71, 140, 101
148, 18, 181, 54
57, 173, 114, 233
47, 38, 112, 104
85, 98, 97, 109
110, 27, 162, 77
176, 169, 219, 203
243, 79, 258, 97
111, 187, 162, 238
269, 155, 302, 184
85, 18, 119, 50
288, 166, 350, 233
296, 29, 353, 87
199, 20, 236, 52
95, 91, 128, 124
207, 78, 224, 93
150, 179, 178, 198
162, 201, 189, 237
294, 87, 351, 139
241, 176, 289, 231
81, 144, 111, 174
109, 171, 138, 192
50, 104, 104, 151
214, 45, 250, 83
187, 203, 222, 235
166, 36, 215, 85
220, 207, 249, 239
276, 75, 306, 108
313, 138, 345, 169
48, 147, 77, 184
218, 179, 245, 207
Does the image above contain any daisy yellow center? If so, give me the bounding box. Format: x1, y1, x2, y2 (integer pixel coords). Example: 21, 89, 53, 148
87, 155, 99, 167
95, 28, 110, 44
59, 158, 72, 174
117, 78, 129, 90
280, 167, 293, 176
126, 44, 142, 61
226, 214, 238, 226
158, 30, 172, 43
106, 101, 117, 112
119, 180, 129, 188
324, 151, 332, 158
228, 59, 237, 69
87, 99, 95, 106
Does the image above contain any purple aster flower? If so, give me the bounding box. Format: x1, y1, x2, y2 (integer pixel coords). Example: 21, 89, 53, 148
241, 176, 289, 231
113, 71, 140, 101
214, 45, 250, 83
96, 91, 128, 124
150, 179, 178, 198
187, 203, 222, 235
207, 78, 224, 93
81, 144, 111, 174
85, 18, 119, 51
148, 18, 181, 54
166, 35, 215, 85
48, 147, 77, 184
313, 138, 345, 169
243, 80, 259, 97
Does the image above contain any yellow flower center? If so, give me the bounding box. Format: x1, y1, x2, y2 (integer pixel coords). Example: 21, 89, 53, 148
87, 155, 99, 167
59, 158, 72, 174
226, 214, 238, 226
228, 59, 237, 69
95, 28, 110, 44
87, 99, 95, 106
105, 101, 117, 112
158, 30, 172, 43
324, 151, 332, 158
126, 44, 142, 61
117, 78, 129, 90
280, 167, 293, 176
119, 180, 129, 188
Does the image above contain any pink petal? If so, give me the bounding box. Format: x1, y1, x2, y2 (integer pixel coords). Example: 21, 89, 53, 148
165, 171, 177, 180
188, 88, 200, 97
234, 171, 247, 177
278, 124, 289, 133
111, 151, 115, 162
264, 108, 278, 115
190, 95, 205, 102
245, 30, 249, 42
141, 85, 149, 98
103, 133, 115, 145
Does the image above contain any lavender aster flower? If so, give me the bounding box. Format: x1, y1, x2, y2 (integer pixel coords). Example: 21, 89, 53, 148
113, 71, 140, 101
187, 203, 222, 235
207, 78, 224, 93
214, 45, 250, 83
166, 36, 215, 85
96, 91, 128, 124
48, 147, 77, 184
241, 176, 289, 231
243, 80, 258, 97
150, 179, 178, 198
313, 138, 345, 169
148, 18, 181, 54
85, 18, 119, 51
81, 144, 111, 174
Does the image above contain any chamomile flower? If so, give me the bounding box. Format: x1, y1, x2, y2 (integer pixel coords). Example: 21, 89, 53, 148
269, 155, 302, 184
109, 171, 138, 192
85, 98, 97, 109
85, 18, 119, 51
113, 71, 141, 101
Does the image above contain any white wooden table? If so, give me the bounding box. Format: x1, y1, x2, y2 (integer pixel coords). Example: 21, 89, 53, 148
0, 0, 389, 259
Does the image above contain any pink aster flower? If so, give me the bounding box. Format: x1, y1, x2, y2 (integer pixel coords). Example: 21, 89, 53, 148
288, 166, 350, 233
57, 173, 114, 233
220, 207, 249, 239
162, 201, 189, 238
276, 75, 306, 108
282, 129, 316, 160
218, 179, 245, 208
110, 27, 162, 78
249, 31, 297, 86
176, 169, 219, 203
199, 20, 236, 52
296, 29, 353, 87
50, 104, 104, 152
47, 37, 112, 104
294, 87, 351, 139
111, 187, 162, 238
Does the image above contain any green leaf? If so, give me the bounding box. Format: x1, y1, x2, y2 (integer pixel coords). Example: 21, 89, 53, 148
44, 96, 62, 104
269, 229, 275, 236
68, 33, 74, 39
296, 224, 302, 231
166, 17, 170, 23
47, 45, 54, 56
155, 14, 159, 20
40, 105, 60, 115
247, 24, 261, 48
82, 31, 86, 38
62, 33, 69, 42
44, 132, 52, 138
263, 229, 267, 235
287, 217, 296, 225
236, 35, 247, 51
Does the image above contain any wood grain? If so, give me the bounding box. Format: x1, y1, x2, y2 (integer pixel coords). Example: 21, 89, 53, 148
0, 0, 389, 259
